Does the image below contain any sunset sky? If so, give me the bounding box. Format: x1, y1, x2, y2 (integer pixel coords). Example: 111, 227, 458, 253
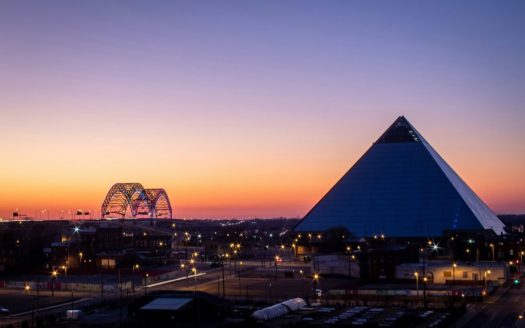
1, 1, 524, 219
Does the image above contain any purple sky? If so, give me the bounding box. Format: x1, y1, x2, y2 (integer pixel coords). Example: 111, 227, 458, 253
1, 1, 524, 218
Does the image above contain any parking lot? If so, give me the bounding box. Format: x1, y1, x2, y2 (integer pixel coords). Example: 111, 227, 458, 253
270, 305, 456, 327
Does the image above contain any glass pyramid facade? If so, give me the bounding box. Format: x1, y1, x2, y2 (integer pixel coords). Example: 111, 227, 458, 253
295, 116, 506, 237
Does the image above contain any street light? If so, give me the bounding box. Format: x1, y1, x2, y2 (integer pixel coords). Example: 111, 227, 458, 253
313, 273, 320, 300
132, 264, 139, 292
192, 267, 197, 293
423, 276, 428, 308
181, 263, 190, 286
489, 243, 495, 262
299, 269, 305, 299
274, 255, 279, 280
348, 254, 356, 279
51, 270, 58, 297
24, 283, 34, 327
225, 253, 231, 275
484, 270, 491, 295
452, 263, 457, 285
233, 250, 238, 275
414, 272, 419, 298
144, 273, 149, 296
238, 262, 244, 297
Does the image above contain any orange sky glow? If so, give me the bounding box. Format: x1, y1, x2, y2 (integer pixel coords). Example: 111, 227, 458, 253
1, 2, 524, 219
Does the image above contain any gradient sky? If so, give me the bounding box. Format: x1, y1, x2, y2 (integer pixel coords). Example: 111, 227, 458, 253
1, 1, 524, 219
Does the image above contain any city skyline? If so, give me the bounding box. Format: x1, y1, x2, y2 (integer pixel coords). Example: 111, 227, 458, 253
1, 1, 524, 219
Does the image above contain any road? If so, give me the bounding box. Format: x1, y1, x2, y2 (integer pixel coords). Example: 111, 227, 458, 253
0, 260, 314, 326
146, 261, 343, 302
460, 286, 525, 328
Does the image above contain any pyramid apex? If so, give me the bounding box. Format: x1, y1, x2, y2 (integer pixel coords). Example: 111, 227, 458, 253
375, 116, 419, 144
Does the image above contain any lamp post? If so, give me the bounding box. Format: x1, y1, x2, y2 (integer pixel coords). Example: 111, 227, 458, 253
268, 281, 272, 301
225, 253, 231, 275
414, 272, 419, 299
490, 243, 495, 262
423, 277, 428, 309
299, 270, 305, 299
190, 258, 195, 286
484, 270, 491, 295
452, 263, 457, 285
132, 264, 139, 292
274, 255, 279, 280
238, 261, 243, 297
51, 270, 58, 297
192, 268, 197, 293
221, 256, 226, 298
144, 273, 149, 296
313, 273, 320, 301
192, 267, 200, 326
180, 263, 188, 286
349, 254, 355, 279
25, 283, 35, 327
233, 250, 238, 276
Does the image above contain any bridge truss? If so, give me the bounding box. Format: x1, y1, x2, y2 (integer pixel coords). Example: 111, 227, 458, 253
101, 183, 173, 219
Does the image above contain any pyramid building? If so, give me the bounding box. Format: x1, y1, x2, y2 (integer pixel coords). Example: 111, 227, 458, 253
295, 116, 506, 237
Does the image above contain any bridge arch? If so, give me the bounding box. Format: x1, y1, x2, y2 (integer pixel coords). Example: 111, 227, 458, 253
144, 188, 173, 218
101, 183, 173, 219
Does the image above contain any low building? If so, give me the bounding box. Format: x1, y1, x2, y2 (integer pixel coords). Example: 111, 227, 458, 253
396, 261, 508, 286
127, 291, 231, 326
311, 254, 359, 278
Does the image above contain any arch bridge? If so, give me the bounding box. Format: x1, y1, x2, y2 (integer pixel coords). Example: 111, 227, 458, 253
101, 183, 173, 219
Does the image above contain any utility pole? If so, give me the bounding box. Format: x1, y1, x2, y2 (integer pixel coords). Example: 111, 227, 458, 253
100, 272, 104, 307
144, 273, 148, 296
119, 269, 123, 327
268, 281, 272, 301
274, 259, 278, 280
222, 262, 226, 298
348, 255, 352, 279
238, 263, 242, 297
